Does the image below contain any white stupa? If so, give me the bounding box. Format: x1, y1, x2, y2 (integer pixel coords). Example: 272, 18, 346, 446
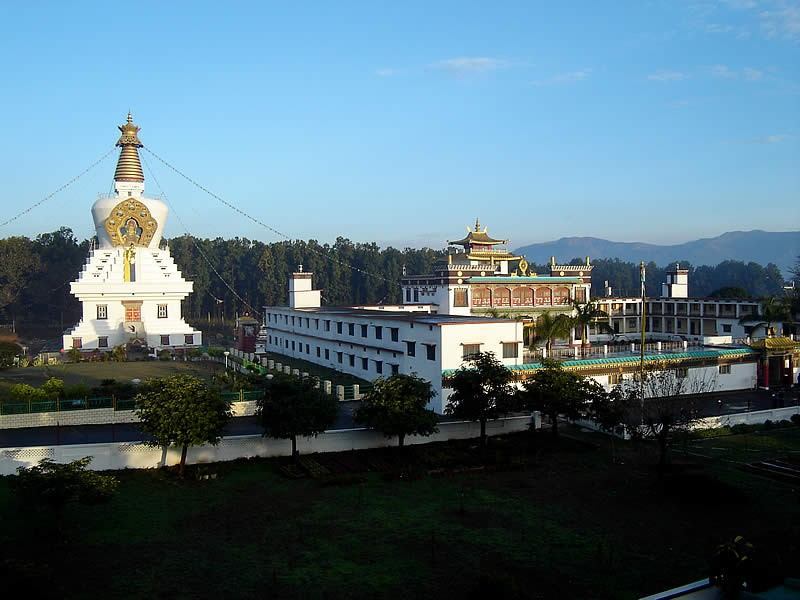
62, 114, 202, 352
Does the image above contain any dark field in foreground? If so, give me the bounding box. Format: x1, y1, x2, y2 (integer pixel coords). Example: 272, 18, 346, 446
1, 428, 798, 599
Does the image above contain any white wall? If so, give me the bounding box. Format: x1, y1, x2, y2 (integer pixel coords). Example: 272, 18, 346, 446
0, 415, 535, 475
583, 361, 757, 394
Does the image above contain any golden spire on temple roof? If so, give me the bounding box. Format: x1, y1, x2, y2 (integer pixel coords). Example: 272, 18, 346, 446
114, 112, 144, 182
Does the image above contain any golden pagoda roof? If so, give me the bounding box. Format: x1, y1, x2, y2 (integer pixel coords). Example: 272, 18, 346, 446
448, 218, 508, 246
750, 336, 800, 351
114, 113, 144, 183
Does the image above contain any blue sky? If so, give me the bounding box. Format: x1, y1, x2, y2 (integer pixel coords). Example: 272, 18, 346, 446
0, 0, 798, 249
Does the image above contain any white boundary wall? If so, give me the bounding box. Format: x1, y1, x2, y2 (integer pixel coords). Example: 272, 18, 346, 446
0, 415, 536, 475
0, 401, 258, 430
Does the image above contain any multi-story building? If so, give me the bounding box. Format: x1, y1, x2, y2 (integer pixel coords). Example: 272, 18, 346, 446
264, 269, 524, 413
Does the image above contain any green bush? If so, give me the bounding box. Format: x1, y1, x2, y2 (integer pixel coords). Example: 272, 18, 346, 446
158, 349, 172, 361
791, 414, 800, 426
10, 384, 47, 403
62, 384, 90, 400
66, 348, 81, 363
41, 378, 65, 399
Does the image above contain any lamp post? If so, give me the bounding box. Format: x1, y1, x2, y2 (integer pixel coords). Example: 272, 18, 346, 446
224, 350, 230, 370
639, 261, 646, 426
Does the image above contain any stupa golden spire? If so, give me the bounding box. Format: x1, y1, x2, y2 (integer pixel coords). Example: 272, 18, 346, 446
113, 112, 144, 182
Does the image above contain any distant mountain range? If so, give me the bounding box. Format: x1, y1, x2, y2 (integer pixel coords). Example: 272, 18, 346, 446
514, 230, 800, 272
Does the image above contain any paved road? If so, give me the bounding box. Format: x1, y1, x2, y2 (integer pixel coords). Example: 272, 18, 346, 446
1, 391, 796, 449
0, 402, 363, 449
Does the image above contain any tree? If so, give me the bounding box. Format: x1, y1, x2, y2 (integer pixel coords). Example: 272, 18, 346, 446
709, 286, 750, 299
620, 361, 716, 469
0, 340, 21, 369
355, 374, 439, 447
520, 358, 601, 437
11, 457, 118, 535
445, 352, 517, 449
530, 311, 571, 356
135, 374, 232, 476
571, 301, 610, 355
0, 236, 41, 313
258, 375, 338, 459
739, 296, 790, 338
588, 385, 633, 462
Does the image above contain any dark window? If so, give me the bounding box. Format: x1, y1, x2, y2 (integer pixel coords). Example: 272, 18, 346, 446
361, 357, 368, 370
376, 361, 383, 374
306, 344, 310, 354
337, 321, 343, 334
502, 342, 518, 359
160, 335, 170, 346
390, 328, 399, 342
184, 334, 194, 345
314, 319, 319, 329
426, 344, 436, 361
413, 289, 419, 302
391, 364, 399, 375
73, 337, 82, 349
157, 304, 168, 318
406, 341, 416, 357
405, 288, 411, 302
375, 326, 383, 340
305, 318, 310, 328
361, 324, 368, 337
325, 320, 331, 331
96, 304, 108, 320
337, 352, 343, 364
463, 344, 481, 359
316, 347, 321, 357
324, 349, 329, 360
349, 354, 355, 367
348, 323, 355, 336
291, 341, 295, 351
98, 336, 108, 348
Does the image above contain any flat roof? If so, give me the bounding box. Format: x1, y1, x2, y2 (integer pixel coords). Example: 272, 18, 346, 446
263, 305, 515, 325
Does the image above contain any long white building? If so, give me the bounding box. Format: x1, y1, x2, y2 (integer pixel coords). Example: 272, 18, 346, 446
265, 269, 524, 413
62, 115, 201, 353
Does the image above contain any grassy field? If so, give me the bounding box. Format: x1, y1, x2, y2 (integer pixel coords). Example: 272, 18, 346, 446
1, 429, 798, 599
688, 426, 800, 462
0, 360, 224, 394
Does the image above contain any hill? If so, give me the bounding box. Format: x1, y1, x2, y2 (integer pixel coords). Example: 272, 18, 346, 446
515, 230, 799, 271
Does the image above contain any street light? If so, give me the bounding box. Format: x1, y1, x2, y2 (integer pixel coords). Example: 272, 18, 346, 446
224, 351, 230, 370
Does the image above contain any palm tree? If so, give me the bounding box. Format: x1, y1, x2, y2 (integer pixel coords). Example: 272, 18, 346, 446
739, 296, 790, 338
531, 311, 571, 357
571, 301, 610, 355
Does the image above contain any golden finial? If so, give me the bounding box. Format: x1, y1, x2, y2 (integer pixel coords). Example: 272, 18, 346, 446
114, 113, 144, 182
117, 112, 143, 148
475, 217, 481, 231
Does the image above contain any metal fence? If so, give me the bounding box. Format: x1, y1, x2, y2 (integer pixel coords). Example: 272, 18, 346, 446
0, 390, 265, 416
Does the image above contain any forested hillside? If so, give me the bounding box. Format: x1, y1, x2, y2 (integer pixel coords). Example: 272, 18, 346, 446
0, 228, 791, 333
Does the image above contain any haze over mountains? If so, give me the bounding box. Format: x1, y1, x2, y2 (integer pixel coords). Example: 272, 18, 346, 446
515, 231, 799, 272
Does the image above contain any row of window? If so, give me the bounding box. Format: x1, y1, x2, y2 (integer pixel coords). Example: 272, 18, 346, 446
463, 342, 519, 359
95, 304, 170, 320
71, 333, 194, 349
266, 313, 401, 342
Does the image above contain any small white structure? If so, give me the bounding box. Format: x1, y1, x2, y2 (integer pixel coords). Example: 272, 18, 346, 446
62, 114, 201, 352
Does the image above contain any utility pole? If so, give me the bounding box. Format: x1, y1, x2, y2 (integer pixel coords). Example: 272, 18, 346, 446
640, 261, 646, 426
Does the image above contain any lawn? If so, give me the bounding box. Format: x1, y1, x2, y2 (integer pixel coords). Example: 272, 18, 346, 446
1, 429, 798, 599
0, 360, 224, 395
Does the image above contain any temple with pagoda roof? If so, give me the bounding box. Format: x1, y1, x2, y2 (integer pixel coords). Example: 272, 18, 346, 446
400, 220, 592, 326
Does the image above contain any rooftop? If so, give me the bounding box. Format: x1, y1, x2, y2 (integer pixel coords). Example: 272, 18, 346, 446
265, 304, 516, 326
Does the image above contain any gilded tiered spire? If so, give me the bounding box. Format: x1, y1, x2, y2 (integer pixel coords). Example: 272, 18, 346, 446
114, 112, 144, 182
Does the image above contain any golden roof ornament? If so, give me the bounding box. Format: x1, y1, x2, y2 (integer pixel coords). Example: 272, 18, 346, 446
114, 112, 145, 182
